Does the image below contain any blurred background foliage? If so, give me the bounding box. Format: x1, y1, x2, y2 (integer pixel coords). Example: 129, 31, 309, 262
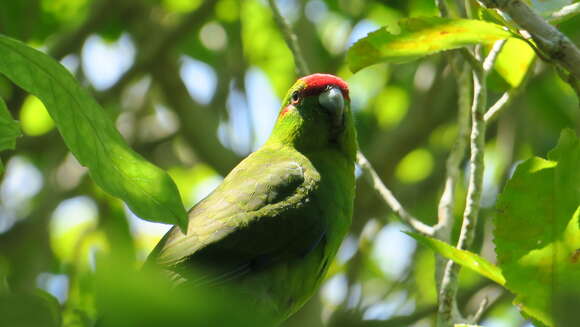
0, 0, 578, 326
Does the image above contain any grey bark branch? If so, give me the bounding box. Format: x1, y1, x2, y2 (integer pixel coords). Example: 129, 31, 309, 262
357, 152, 435, 236
485, 57, 535, 123
436, 63, 471, 242
478, 0, 580, 79
548, 3, 580, 24
437, 39, 506, 325
483, 39, 507, 73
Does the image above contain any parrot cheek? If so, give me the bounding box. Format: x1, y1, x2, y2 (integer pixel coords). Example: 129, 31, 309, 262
279, 105, 294, 118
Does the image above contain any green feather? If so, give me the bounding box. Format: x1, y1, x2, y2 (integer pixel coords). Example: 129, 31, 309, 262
147, 75, 357, 323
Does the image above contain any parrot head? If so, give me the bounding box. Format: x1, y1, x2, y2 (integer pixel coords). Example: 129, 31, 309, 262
268, 73, 357, 160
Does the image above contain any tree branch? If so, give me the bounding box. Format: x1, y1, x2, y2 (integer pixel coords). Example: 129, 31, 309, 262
435, 0, 450, 17
357, 152, 435, 236
478, 0, 580, 79
484, 57, 535, 123
435, 63, 471, 242
482, 39, 507, 73
547, 3, 580, 24
266, 0, 310, 76
437, 46, 489, 326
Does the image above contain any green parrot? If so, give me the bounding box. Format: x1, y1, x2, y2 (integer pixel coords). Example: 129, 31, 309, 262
147, 73, 357, 324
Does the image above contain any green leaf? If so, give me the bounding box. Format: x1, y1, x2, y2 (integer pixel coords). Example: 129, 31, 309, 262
0, 96, 20, 151
493, 38, 535, 87
0, 96, 21, 173
477, 7, 520, 33
496, 129, 580, 327
347, 17, 512, 72
407, 232, 506, 286
0, 290, 62, 327
97, 255, 277, 327
0, 35, 188, 231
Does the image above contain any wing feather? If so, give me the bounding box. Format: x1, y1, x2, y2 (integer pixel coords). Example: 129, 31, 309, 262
147, 146, 323, 284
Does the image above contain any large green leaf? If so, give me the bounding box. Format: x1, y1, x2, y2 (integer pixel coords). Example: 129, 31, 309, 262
0, 290, 62, 327
0, 96, 21, 173
496, 129, 580, 327
347, 17, 512, 72
0, 35, 187, 231
407, 232, 505, 286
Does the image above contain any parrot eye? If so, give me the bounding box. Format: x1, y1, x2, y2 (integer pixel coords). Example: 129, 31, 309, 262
318, 86, 344, 121
291, 91, 300, 104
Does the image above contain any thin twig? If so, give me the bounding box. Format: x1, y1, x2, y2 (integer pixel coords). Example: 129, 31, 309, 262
483, 39, 507, 73
435, 0, 450, 17
484, 57, 535, 123
460, 48, 483, 74
433, 2, 475, 321
432, 43, 473, 327
484, 92, 510, 123
547, 2, 580, 24
438, 45, 489, 327
470, 297, 489, 323
267, 0, 310, 76
435, 63, 471, 242
356, 152, 435, 236
477, 0, 580, 79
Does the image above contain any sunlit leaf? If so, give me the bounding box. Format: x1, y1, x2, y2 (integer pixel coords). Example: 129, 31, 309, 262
347, 17, 513, 72
496, 129, 580, 326
216, 0, 239, 22
0, 35, 188, 231
162, 0, 202, 13
407, 232, 506, 286
20, 95, 55, 136
0, 96, 20, 173
395, 148, 434, 183
374, 86, 409, 127
493, 38, 535, 87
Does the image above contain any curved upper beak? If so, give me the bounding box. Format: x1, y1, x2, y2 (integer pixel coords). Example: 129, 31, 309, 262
318, 86, 345, 128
